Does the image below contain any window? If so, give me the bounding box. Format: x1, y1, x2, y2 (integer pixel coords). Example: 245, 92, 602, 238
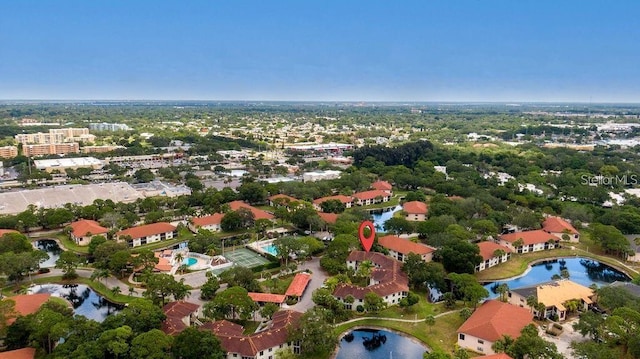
459, 334, 465, 340
260, 351, 264, 356
478, 339, 484, 344
477, 347, 484, 352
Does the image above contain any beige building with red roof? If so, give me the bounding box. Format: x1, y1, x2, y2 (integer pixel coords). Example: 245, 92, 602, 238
205, 310, 303, 359
352, 190, 391, 206
312, 195, 354, 211
508, 280, 595, 321
457, 300, 533, 355
116, 222, 177, 247
189, 213, 224, 233
317, 212, 338, 225
542, 216, 580, 242
228, 201, 275, 221
69, 219, 108, 246
402, 201, 429, 221
161, 301, 202, 335
333, 251, 409, 310
498, 230, 559, 254
476, 242, 512, 272
371, 180, 393, 194
378, 235, 435, 262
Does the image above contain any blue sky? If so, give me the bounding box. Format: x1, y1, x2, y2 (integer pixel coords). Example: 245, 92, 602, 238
1, 1, 639, 102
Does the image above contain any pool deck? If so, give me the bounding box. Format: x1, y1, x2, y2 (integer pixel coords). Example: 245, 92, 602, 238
248, 239, 277, 256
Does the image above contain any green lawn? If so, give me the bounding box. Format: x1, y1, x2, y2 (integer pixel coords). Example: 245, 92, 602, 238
55, 233, 90, 254
260, 275, 294, 295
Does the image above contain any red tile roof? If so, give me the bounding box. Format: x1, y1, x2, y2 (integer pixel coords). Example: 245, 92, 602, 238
191, 213, 224, 227
542, 217, 578, 235
353, 190, 390, 201
70, 219, 108, 238
6, 293, 51, 324
371, 180, 393, 191
402, 201, 428, 215
0, 347, 36, 359
318, 212, 338, 224
477, 242, 513, 261
378, 235, 435, 255
208, 310, 302, 357
228, 201, 275, 220
313, 195, 353, 205
117, 222, 176, 240
285, 272, 311, 297
457, 300, 533, 342
334, 251, 409, 300
499, 230, 558, 245
153, 252, 173, 272
0, 229, 19, 237
200, 320, 244, 336
161, 301, 200, 335
248, 292, 286, 304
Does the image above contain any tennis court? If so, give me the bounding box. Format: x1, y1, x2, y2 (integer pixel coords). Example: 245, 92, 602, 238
223, 247, 271, 268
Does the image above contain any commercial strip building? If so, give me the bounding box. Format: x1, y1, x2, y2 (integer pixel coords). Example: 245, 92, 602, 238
33, 157, 104, 173
0, 182, 144, 216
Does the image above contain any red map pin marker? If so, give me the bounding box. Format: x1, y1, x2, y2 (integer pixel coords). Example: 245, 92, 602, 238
358, 220, 375, 252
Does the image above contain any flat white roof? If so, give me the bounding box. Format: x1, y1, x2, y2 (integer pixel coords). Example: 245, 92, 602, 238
34, 157, 104, 169
0, 182, 143, 215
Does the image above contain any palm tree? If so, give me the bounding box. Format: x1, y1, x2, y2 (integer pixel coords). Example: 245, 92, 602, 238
174, 252, 184, 266
496, 283, 509, 302
128, 287, 135, 296
526, 295, 538, 314
357, 260, 374, 281
513, 238, 525, 253
424, 315, 436, 333
111, 286, 121, 297
535, 303, 547, 320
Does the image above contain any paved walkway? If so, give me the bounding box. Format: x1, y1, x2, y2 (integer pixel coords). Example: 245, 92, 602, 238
334, 309, 460, 327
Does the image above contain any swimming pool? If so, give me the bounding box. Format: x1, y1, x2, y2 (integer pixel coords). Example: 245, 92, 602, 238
262, 244, 278, 256
183, 257, 198, 266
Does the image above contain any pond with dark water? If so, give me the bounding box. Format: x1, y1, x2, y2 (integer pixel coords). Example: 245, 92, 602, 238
484, 257, 630, 298
336, 329, 427, 359
29, 283, 123, 322
34, 239, 61, 268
